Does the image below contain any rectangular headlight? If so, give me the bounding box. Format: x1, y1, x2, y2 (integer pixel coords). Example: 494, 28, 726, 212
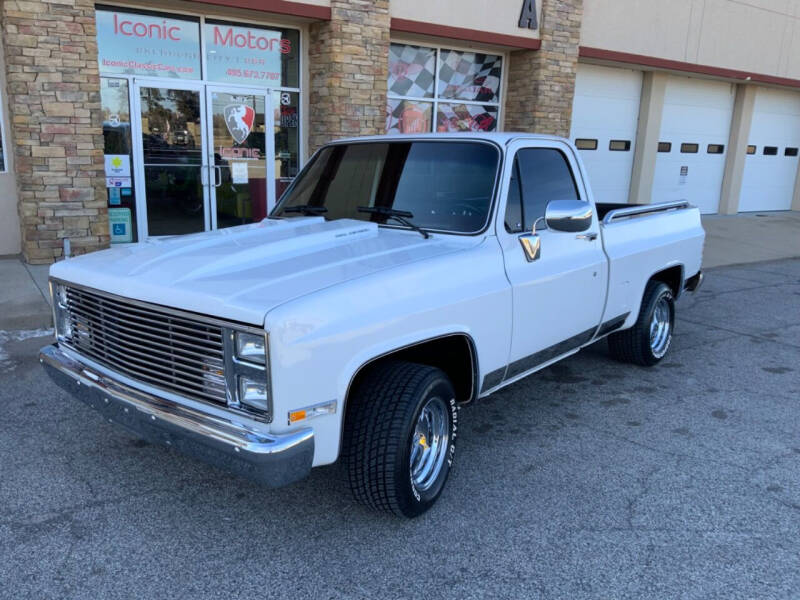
235, 331, 266, 365
238, 376, 269, 412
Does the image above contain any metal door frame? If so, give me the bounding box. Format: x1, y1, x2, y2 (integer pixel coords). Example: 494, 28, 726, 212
204, 85, 275, 230
131, 78, 211, 239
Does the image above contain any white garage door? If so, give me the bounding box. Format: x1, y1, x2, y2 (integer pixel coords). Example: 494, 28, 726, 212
739, 88, 800, 212
570, 64, 642, 204
653, 76, 735, 214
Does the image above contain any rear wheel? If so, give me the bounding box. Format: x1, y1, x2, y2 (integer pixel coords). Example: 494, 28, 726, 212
343, 361, 457, 518
608, 280, 675, 366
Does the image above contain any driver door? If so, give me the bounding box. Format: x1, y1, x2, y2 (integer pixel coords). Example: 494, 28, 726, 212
496, 139, 607, 381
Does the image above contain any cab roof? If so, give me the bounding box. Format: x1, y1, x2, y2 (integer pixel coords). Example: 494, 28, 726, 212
331, 132, 570, 147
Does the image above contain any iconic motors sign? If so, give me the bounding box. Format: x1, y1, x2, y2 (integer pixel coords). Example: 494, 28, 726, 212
204, 23, 290, 85
96, 10, 201, 79
96, 10, 295, 85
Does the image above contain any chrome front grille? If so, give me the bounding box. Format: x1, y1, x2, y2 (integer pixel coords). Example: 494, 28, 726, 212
59, 286, 228, 406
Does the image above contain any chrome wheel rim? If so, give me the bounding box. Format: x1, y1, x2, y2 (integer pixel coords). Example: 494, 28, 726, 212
649, 296, 672, 358
409, 396, 449, 492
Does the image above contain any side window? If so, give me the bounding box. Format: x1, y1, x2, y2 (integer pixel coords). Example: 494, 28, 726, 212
504, 161, 523, 233
516, 148, 580, 231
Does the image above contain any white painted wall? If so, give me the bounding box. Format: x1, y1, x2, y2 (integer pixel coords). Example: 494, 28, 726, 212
581, 0, 800, 80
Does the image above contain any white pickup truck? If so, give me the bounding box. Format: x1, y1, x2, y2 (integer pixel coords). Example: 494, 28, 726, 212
41, 133, 704, 517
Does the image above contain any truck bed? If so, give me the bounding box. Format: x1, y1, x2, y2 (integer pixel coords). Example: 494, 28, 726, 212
598, 201, 705, 331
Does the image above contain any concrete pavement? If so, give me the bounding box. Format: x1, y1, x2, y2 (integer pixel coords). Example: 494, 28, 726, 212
0, 258, 798, 599
700, 210, 800, 268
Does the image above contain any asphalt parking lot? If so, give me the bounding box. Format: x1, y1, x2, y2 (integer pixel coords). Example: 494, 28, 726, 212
1, 258, 798, 599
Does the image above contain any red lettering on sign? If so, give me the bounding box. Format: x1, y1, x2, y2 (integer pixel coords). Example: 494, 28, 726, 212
212, 25, 291, 54
113, 13, 183, 41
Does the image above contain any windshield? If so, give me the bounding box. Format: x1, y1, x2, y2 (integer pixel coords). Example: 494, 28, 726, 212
272, 141, 500, 234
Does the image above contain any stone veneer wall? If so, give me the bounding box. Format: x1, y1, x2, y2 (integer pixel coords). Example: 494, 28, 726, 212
505, 0, 583, 137
1, 0, 107, 264
308, 0, 390, 153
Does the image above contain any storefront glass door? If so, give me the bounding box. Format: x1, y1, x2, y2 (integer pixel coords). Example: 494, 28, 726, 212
134, 81, 209, 237
132, 80, 275, 238
206, 87, 274, 229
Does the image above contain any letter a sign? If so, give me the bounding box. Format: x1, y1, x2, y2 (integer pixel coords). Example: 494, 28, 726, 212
518, 0, 538, 30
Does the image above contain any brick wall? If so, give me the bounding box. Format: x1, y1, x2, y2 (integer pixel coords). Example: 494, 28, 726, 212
1, 0, 107, 264
308, 0, 390, 153
505, 0, 583, 138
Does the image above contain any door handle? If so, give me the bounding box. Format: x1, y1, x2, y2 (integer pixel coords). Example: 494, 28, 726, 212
214, 166, 222, 187
576, 232, 598, 241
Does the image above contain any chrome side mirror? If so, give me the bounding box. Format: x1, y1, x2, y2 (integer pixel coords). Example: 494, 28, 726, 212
519, 216, 544, 262
545, 200, 593, 233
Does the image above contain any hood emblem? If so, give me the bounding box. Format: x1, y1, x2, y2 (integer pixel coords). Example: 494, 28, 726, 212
224, 104, 256, 145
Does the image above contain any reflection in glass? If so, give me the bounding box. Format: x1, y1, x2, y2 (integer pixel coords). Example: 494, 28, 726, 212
101, 77, 138, 242
437, 50, 502, 103
276, 141, 499, 234
204, 21, 300, 88
388, 43, 435, 98
436, 103, 497, 132
210, 91, 267, 228
96, 9, 201, 80
386, 99, 433, 134
273, 90, 300, 200
139, 86, 205, 236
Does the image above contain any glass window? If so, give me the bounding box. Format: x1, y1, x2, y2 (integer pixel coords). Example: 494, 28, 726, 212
681, 143, 699, 153
275, 141, 499, 234
707, 144, 725, 154
658, 142, 672, 153
747, 145, 757, 155
100, 77, 138, 242
273, 90, 301, 200
609, 140, 631, 151
389, 44, 435, 98
505, 148, 579, 233
437, 49, 502, 103
387, 99, 433, 134
785, 147, 799, 157
387, 43, 503, 133
575, 139, 598, 150
96, 8, 201, 80
205, 21, 299, 88
763, 146, 778, 156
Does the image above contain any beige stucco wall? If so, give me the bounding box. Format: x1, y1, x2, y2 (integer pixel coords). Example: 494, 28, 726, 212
391, 0, 541, 42
581, 0, 800, 80
0, 30, 20, 256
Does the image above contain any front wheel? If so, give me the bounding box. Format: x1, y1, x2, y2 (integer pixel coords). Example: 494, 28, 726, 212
608, 280, 675, 366
343, 361, 458, 518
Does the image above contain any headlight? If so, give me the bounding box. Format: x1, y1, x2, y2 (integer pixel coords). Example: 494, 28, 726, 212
227, 328, 271, 421
238, 376, 269, 412
235, 331, 266, 365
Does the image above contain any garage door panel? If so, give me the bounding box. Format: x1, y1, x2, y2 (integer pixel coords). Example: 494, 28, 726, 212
653, 76, 735, 214
739, 88, 800, 212
570, 64, 642, 205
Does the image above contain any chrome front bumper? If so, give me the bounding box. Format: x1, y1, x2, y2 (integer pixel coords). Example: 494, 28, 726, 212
39, 344, 314, 488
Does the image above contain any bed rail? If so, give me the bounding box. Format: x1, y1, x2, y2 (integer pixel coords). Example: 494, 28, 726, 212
602, 200, 691, 225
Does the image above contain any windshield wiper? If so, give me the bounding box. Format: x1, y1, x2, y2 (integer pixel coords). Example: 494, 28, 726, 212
357, 206, 430, 239
282, 205, 328, 216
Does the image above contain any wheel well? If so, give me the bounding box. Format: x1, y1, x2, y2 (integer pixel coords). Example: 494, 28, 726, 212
348, 335, 478, 405
649, 265, 684, 297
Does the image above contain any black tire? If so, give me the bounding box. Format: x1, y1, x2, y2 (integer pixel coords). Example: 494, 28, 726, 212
342, 361, 458, 518
608, 280, 675, 367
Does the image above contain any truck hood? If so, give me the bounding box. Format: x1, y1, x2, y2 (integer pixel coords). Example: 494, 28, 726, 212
50, 218, 479, 325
